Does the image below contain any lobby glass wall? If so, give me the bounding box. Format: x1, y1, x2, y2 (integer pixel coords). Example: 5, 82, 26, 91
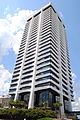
35, 90, 58, 108
19, 93, 30, 105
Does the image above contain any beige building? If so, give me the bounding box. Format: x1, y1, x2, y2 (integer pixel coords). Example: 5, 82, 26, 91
0, 95, 10, 108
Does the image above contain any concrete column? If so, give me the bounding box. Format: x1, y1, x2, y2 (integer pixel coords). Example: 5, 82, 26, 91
28, 11, 42, 109
60, 94, 64, 117
14, 93, 18, 101
28, 92, 34, 108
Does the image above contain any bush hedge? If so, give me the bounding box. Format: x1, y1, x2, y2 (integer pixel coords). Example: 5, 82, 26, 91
38, 117, 53, 120
0, 108, 56, 120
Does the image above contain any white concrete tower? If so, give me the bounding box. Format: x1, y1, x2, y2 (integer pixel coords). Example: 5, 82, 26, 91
9, 3, 74, 115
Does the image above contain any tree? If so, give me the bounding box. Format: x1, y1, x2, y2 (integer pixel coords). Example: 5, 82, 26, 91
43, 101, 48, 109
53, 102, 62, 111
9, 100, 15, 108
9, 100, 27, 108
53, 102, 62, 119
39, 102, 43, 108
0, 103, 3, 108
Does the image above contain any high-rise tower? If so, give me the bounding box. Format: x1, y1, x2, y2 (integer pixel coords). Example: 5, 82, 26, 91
9, 3, 74, 115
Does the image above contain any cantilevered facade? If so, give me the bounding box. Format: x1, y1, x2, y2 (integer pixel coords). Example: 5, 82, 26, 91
9, 3, 74, 115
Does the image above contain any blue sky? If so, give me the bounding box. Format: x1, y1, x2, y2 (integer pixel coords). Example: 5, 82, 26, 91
0, 0, 80, 110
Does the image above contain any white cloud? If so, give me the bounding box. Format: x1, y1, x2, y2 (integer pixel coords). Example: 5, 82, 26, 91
71, 72, 80, 111
0, 64, 12, 96
0, 9, 36, 61
0, 9, 36, 95
4, 6, 9, 15
0, 8, 36, 95
71, 72, 77, 81
72, 97, 80, 111
71, 72, 77, 85
16, 8, 20, 12
5, 6, 9, 11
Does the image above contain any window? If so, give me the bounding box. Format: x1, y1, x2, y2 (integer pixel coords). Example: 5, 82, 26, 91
26, 53, 35, 58
39, 47, 50, 53
62, 79, 67, 85
38, 55, 51, 61
23, 93, 30, 104
38, 90, 53, 107
24, 61, 34, 66
63, 90, 68, 95
16, 58, 23, 63
14, 70, 20, 74
39, 43, 49, 50
9, 89, 16, 92
37, 60, 50, 66
36, 75, 59, 84
37, 65, 50, 71
18, 52, 24, 56
35, 82, 50, 87
62, 74, 67, 81
23, 65, 34, 70
15, 62, 22, 66
39, 91, 49, 103
22, 70, 33, 75
20, 80, 32, 85
35, 82, 59, 90
28, 39, 36, 45
13, 74, 19, 78
61, 70, 67, 76
36, 70, 50, 76
10, 94, 15, 100
14, 66, 21, 70
22, 75, 32, 80
11, 83, 17, 87
19, 48, 25, 53
38, 50, 58, 60
12, 79, 18, 83
38, 51, 50, 57
69, 77, 72, 81
25, 57, 35, 63
62, 84, 68, 90
61, 66, 66, 72
20, 86, 31, 90
36, 69, 59, 79
36, 76, 51, 81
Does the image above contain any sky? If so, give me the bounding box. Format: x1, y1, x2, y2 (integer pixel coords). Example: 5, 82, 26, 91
0, 0, 80, 111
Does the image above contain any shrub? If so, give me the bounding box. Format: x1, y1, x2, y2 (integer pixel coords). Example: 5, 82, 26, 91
0, 108, 56, 120
25, 108, 56, 120
38, 117, 53, 120
0, 108, 26, 119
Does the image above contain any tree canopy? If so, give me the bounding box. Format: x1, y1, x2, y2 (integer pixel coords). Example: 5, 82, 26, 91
9, 100, 27, 108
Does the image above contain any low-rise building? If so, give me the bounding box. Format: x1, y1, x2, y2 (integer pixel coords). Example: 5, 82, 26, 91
0, 95, 10, 108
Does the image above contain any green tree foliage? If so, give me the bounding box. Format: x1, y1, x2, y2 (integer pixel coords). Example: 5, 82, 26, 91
38, 117, 53, 120
0, 103, 3, 108
40, 102, 43, 108
43, 101, 48, 109
53, 102, 62, 119
53, 102, 62, 111
0, 108, 56, 120
9, 100, 27, 108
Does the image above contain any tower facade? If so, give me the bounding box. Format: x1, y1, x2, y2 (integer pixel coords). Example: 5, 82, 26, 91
9, 3, 74, 115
